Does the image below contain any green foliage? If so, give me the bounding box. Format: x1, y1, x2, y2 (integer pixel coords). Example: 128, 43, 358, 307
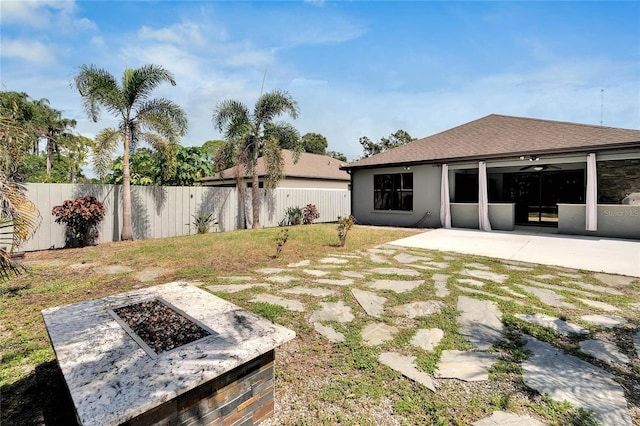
252, 302, 285, 323
52, 196, 105, 247
192, 213, 216, 234
337, 215, 356, 246
274, 228, 289, 258
359, 129, 415, 158
327, 150, 348, 162
301, 132, 328, 154
302, 203, 320, 224
282, 206, 303, 226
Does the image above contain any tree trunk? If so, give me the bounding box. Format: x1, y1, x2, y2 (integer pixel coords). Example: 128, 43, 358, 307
121, 127, 133, 240
251, 164, 261, 229
46, 138, 52, 178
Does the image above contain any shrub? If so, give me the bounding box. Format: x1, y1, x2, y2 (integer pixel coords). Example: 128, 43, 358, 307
281, 206, 303, 226
302, 204, 320, 225
274, 229, 289, 258
52, 196, 105, 247
192, 213, 216, 234
337, 215, 356, 247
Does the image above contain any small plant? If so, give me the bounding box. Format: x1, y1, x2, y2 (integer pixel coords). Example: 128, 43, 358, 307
192, 213, 216, 234
52, 196, 105, 247
302, 204, 320, 225
337, 215, 355, 247
253, 302, 285, 323
275, 229, 289, 258
282, 206, 303, 226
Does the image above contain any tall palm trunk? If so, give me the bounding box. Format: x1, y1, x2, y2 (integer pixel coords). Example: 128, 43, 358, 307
251, 148, 261, 229
121, 126, 133, 240
46, 137, 53, 177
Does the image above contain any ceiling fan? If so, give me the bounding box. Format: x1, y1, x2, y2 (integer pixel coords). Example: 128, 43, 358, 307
520, 164, 561, 171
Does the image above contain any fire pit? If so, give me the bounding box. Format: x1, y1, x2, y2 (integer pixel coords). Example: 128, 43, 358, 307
42, 282, 295, 425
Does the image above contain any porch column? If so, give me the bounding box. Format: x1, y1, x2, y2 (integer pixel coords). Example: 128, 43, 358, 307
586, 153, 598, 231
478, 161, 492, 231
440, 164, 451, 228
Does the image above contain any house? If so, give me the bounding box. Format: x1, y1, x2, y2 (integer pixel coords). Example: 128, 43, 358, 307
200, 149, 350, 190
342, 114, 640, 239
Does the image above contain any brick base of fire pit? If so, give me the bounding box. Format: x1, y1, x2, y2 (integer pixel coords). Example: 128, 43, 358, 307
42, 282, 295, 426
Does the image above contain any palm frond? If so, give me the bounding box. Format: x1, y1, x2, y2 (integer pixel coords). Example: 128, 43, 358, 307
213, 100, 251, 137
254, 90, 299, 126
135, 98, 188, 142
264, 121, 302, 159
73, 64, 123, 121
139, 132, 177, 182
123, 65, 177, 109
262, 139, 284, 191
0, 177, 40, 249
93, 128, 122, 179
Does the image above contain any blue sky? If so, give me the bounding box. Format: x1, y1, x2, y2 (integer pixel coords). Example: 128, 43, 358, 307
1, 1, 639, 167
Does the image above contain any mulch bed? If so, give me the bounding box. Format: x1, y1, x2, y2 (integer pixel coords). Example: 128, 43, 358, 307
113, 299, 210, 353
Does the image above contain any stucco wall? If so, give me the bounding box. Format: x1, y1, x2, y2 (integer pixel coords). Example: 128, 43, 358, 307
351, 165, 441, 228
598, 159, 640, 203
558, 204, 640, 239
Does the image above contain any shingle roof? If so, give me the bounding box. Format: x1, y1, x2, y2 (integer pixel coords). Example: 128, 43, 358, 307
344, 114, 640, 170
200, 149, 350, 183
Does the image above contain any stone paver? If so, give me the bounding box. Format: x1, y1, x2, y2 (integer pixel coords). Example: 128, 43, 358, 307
394, 253, 431, 263
266, 275, 297, 284
575, 298, 621, 312
593, 273, 637, 288
580, 314, 627, 328
499, 286, 527, 298
390, 301, 444, 318
457, 296, 504, 350
314, 278, 354, 286
516, 284, 575, 308
456, 287, 520, 304
411, 328, 443, 351
319, 257, 349, 264
369, 248, 396, 255
134, 267, 168, 282
281, 286, 337, 297
514, 313, 588, 335
378, 352, 436, 392
368, 267, 420, 277
207, 283, 272, 293
362, 323, 399, 346
423, 261, 449, 269
463, 269, 508, 284
558, 272, 583, 279
93, 265, 134, 275
341, 271, 366, 279
256, 267, 287, 274
219, 275, 254, 281
524, 280, 595, 298
308, 301, 354, 323
457, 278, 485, 287
522, 337, 632, 426
250, 294, 304, 312
69, 262, 98, 270
435, 350, 497, 382
313, 322, 345, 343
351, 288, 386, 317
579, 339, 630, 365
432, 273, 450, 297
288, 260, 310, 267
532, 274, 557, 281
367, 253, 388, 264
503, 264, 533, 272
466, 262, 493, 271
567, 281, 624, 295
472, 411, 546, 426
302, 269, 330, 277
367, 279, 424, 293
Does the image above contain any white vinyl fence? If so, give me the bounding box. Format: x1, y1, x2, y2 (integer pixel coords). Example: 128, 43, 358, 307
21, 183, 351, 252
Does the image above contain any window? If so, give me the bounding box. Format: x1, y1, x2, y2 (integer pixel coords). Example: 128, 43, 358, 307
374, 173, 413, 211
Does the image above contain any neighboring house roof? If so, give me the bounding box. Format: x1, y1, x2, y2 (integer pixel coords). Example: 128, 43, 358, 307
344, 114, 640, 170
200, 149, 351, 183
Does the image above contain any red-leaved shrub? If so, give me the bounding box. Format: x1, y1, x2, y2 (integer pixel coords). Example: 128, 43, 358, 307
52, 196, 106, 247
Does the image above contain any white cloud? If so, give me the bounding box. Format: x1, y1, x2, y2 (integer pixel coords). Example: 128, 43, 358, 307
1, 0, 96, 33
0, 39, 56, 64
138, 20, 206, 47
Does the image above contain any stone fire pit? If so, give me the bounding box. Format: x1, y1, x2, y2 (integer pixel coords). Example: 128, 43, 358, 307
42, 282, 296, 425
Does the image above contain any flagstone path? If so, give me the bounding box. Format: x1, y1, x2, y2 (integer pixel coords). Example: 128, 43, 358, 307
201, 243, 639, 425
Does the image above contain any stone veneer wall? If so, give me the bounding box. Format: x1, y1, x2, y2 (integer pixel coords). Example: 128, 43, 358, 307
598, 159, 640, 204
123, 350, 275, 426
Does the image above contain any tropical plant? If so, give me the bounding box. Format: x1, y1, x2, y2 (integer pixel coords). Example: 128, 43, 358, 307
74, 64, 188, 240
282, 206, 303, 226
274, 228, 289, 258
192, 213, 216, 234
52, 196, 106, 247
337, 215, 356, 247
213, 89, 300, 229
303, 203, 320, 225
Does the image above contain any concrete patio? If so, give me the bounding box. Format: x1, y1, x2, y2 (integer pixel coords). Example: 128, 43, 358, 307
388, 228, 640, 278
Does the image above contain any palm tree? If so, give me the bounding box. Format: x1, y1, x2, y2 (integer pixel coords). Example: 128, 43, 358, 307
213, 90, 300, 229
74, 64, 188, 240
